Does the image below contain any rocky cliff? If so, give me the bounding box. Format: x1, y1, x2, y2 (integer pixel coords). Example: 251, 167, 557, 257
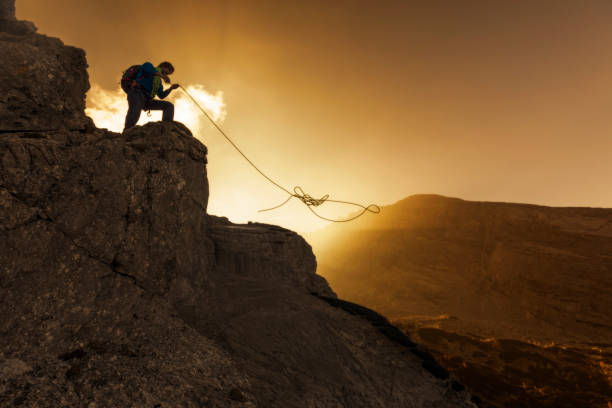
0, 2, 475, 407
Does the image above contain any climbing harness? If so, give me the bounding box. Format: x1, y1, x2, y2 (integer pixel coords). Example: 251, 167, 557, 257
179, 85, 380, 222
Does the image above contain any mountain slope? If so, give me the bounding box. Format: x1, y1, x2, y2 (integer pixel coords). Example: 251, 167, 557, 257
309, 194, 612, 343
307, 194, 612, 407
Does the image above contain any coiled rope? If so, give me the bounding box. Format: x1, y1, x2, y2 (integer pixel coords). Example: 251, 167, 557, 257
179, 85, 380, 222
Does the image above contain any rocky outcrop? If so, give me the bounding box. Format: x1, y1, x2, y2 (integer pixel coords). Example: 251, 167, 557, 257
0, 124, 474, 407
0, 1, 89, 131
0, 2, 475, 406
208, 215, 332, 296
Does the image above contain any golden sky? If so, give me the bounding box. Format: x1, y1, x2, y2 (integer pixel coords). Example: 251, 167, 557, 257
17, 0, 612, 232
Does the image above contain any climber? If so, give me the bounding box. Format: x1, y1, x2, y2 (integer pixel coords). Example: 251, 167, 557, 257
123, 61, 180, 131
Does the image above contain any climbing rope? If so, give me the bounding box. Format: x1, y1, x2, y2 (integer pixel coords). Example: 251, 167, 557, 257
179, 85, 380, 222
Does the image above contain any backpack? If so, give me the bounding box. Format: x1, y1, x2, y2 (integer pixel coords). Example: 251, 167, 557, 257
121, 64, 142, 93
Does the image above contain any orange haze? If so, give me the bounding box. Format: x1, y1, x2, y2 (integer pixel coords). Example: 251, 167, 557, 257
17, 0, 612, 232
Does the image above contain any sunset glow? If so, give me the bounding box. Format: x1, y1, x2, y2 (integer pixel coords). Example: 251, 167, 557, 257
85, 83, 339, 232
86, 83, 226, 135
21, 0, 612, 233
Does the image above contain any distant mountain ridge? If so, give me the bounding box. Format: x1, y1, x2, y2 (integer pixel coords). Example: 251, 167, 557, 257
316, 193, 612, 233
307, 194, 612, 407
308, 193, 612, 341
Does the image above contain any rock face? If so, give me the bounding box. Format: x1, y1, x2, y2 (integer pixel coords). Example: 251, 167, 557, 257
2, 122, 213, 299
0, 0, 14, 20
0, 1, 89, 131
0, 2, 475, 407
307, 194, 612, 407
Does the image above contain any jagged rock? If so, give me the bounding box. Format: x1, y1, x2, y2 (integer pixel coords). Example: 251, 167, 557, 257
0, 0, 88, 131
208, 215, 334, 297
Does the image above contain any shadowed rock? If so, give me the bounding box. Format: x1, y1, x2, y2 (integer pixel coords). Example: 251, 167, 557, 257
0, 0, 14, 18
1, 0, 88, 131
0, 124, 474, 407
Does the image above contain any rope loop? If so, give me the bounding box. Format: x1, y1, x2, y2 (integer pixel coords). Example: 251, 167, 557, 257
179, 85, 380, 223
292, 186, 328, 207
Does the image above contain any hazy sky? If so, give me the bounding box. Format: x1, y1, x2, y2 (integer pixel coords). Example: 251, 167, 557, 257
17, 0, 612, 232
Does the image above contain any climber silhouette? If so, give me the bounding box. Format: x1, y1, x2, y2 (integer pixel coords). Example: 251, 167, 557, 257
122, 61, 179, 131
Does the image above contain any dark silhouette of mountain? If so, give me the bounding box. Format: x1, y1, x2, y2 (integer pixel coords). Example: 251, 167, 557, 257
0, 2, 475, 406
307, 194, 612, 407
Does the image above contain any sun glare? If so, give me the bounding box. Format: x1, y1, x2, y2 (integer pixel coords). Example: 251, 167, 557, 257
86, 83, 226, 135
